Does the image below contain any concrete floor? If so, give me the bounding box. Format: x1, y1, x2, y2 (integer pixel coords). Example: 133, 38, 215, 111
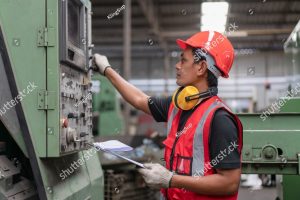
238, 187, 278, 200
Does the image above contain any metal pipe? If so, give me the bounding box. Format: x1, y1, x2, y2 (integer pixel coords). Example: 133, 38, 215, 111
123, 0, 131, 134
164, 50, 170, 94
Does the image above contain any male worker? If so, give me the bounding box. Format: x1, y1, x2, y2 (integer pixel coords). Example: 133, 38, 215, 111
93, 31, 243, 200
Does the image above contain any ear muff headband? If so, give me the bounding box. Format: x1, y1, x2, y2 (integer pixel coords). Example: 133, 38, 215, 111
185, 87, 218, 101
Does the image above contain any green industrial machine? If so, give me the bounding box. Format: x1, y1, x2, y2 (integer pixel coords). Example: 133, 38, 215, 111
239, 99, 300, 200
92, 75, 124, 136
0, 0, 104, 199
279, 98, 300, 200
240, 112, 300, 176
239, 21, 300, 200
278, 21, 300, 200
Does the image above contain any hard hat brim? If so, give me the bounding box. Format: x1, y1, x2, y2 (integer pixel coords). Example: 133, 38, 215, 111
176, 39, 190, 50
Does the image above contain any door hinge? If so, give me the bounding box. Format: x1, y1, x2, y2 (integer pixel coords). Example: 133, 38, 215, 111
37, 27, 55, 47
38, 90, 56, 110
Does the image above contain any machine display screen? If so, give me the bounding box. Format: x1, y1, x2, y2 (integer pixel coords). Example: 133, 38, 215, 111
60, 0, 88, 71
68, 0, 80, 48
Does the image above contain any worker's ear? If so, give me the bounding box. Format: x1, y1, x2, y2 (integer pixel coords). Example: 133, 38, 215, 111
195, 60, 207, 77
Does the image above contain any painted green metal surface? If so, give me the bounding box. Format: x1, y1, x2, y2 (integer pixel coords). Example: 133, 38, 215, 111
46, 0, 60, 157
239, 99, 300, 199
239, 113, 300, 174
280, 22, 300, 200
0, 0, 104, 199
282, 175, 300, 200
39, 151, 104, 200
280, 98, 300, 200
92, 75, 124, 136
280, 97, 300, 113
0, 0, 47, 157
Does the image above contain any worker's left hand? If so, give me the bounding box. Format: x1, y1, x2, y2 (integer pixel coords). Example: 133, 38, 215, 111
138, 163, 173, 189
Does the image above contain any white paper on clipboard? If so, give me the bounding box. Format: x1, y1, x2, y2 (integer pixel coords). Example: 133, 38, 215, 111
94, 140, 133, 151
103, 150, 145, 168
93, 141, 145, 168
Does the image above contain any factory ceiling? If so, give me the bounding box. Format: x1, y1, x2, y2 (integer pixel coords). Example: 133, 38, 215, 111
92, 0, 300, 57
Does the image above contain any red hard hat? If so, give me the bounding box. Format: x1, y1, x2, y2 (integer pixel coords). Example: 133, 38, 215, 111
176, 31, 234, 78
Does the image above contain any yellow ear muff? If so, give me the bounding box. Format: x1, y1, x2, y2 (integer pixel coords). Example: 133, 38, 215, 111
172, 86, 200, 110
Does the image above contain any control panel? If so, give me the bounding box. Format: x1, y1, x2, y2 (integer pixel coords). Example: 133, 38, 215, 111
59, 65, 93, 153
57, 0, 93, 154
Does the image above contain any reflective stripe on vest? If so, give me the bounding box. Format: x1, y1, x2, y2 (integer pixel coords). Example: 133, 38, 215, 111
192, 100, 224, 176
167, 106, 178, 134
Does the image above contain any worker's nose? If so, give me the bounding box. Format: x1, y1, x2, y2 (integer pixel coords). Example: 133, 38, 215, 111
175, 62, 181, 70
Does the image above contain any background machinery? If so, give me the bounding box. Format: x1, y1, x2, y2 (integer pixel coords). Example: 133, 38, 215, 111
1, 0, 300, 200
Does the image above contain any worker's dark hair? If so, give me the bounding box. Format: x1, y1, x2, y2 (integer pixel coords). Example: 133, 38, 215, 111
192, 48, 218, 88
207, 70, 218, 87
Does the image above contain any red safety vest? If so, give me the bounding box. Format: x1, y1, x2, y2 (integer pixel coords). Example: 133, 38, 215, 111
162, 96, 243, 200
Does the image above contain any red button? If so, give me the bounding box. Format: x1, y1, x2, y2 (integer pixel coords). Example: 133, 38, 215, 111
61, 118, 68, 128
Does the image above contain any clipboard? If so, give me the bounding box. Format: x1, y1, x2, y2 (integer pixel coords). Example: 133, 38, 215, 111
87, 142, 146, 168
102, 148, 146, 168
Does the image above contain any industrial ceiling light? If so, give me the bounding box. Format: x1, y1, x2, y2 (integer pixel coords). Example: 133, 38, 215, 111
201, 2, 229, 33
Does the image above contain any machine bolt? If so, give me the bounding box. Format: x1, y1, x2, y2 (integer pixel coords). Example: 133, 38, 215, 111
280, 157, 287, 164
265, 149, 274, 159
262, 145, 277, 160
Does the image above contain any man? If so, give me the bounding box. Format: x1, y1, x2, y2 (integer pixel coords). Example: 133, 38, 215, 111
93, 31, 243, 200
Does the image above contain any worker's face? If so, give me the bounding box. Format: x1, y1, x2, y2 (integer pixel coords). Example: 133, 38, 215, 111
175, 48, 207, 86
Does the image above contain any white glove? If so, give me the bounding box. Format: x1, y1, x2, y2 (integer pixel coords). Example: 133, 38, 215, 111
138, 163, 173, 189
92, 54, 111, 76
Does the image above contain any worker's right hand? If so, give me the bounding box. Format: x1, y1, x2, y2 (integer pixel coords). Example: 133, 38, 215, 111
92, 54, 111, 76
138, 163, 173, 189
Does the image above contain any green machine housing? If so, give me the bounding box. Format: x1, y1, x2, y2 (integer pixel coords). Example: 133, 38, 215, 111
0, 0, 104, 199
239, 20, 300, 200
91, 75, 124, 136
